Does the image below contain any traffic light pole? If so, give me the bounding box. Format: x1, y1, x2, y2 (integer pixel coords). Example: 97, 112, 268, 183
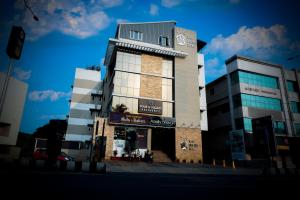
0, 58, 13, 118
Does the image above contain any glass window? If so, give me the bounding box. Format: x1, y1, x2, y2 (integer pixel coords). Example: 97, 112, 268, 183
287, 81, 298, 92
162, 78, 172, 101
163, 102, 173, 117
235, 117, 252, 132
294, 123, 300, 136
243, 118, 252, 132
130, 30, 143, 41
238, 94, 282, 111
162, 60, 173, 77
290, 101, 300, 113
159, 36, 169, 46
113, 71, 140, 97
274, 121, 286, 135
116, 51, 141, 73
232, 71, 279, 89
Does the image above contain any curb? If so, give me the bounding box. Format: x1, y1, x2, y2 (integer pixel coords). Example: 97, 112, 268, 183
2, 158, 107, 174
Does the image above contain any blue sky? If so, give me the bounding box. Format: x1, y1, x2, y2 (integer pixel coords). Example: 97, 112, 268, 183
0, 0, 300, 134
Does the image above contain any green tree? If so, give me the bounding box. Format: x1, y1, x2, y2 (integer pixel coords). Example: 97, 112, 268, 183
112, 103, 129, 113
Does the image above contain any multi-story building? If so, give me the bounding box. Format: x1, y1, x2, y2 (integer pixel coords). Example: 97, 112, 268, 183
206, 55, 300, 160
96, 21, 207, 163
0, 72, 27, 160
64, 67, 102, 160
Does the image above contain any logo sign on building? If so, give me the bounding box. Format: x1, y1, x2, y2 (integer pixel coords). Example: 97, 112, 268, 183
109, 112, 175, 128
244, 87, 277, 96
138, 99, 162, 115
176, 34, 186, 46
229, 129, 246, 160
176, 32, 196, 48
252, 116, 277, 157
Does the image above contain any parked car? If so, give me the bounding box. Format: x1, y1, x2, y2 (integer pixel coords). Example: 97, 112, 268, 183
33, 149, 74, 161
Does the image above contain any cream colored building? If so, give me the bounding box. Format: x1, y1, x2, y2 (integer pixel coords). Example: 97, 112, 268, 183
0, 72, 27, 159
98, 21, 207, 163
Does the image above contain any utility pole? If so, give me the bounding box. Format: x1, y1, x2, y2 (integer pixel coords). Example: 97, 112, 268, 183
90, 121, 99, 162
99, 119, 105, 161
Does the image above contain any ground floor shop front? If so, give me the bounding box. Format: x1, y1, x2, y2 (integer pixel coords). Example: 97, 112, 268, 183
93, 115, 203, 163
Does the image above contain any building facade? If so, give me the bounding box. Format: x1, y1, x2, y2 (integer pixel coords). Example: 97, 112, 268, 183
98, 21, 207, 163
206, 55, 300, 160
64, 67, 102, 160
0, 72, 27, 159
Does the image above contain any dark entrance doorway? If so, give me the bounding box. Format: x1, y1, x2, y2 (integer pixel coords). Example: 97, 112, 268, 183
151, 128, 175, 161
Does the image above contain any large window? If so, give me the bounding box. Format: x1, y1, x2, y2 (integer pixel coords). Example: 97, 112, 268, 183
130, 30, 143, 41
114, 71, 140, 97
162, 60, 173, 77
112, 96, 138, 114
159, 36, 169, 46
287, 80, 298, 92
162, 78, 172, 101
290, 101, 300, 113
113, 127, 147, 157
274, 121, 286, 135
162, 102, 173, 117
116, 51, 141, 73
231, 71, 278, 89
235, 118, 286, 134
294, 123, 300, 136
234, 94, 282, 111
235, 117, 252, 132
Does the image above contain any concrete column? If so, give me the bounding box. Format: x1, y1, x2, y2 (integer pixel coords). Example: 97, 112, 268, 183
147, 128, 152, 151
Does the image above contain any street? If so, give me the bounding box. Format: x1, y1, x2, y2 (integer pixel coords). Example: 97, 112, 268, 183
0, 170, 299, 199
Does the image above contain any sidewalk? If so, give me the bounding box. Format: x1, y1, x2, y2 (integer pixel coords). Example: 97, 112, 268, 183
104, 161, 263, 176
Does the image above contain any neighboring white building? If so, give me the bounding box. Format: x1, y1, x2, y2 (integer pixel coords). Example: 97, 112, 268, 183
64, 67, 102, 160
198, 53, 208, 131
0, 72, 28, 159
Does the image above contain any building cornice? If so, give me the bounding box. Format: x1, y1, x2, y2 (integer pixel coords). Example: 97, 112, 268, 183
104, 38, 188, 66
225, 55, 282, 68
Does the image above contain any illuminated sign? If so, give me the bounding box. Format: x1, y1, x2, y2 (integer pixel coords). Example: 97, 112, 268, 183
109, 112, 175, 128
138, 99, 162, 115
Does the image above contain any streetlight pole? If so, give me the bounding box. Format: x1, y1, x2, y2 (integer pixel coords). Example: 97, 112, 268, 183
24, 0, 39, 21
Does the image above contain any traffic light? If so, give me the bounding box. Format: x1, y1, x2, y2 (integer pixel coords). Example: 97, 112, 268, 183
6, 26, 25, 60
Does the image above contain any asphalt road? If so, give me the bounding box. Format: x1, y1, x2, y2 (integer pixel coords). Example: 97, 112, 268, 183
0, 170, 299, 199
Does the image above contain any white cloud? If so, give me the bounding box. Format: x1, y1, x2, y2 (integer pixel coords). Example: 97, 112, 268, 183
161, 0, 181, 8
150, 4, 159, 16
13, 67, 31, 80
98, 0, 123, 8
14, 0, 122, 40
28, 90, 71, 101
205, 24, 290, 59
205, 64, 226, 81
40, 114, 66, 120
206, 58, 219, 68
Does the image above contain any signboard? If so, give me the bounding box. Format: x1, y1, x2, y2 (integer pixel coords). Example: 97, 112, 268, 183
109, 112, 175, 128
176, 34, 186, 46
138, 99, 162, 115
229, 129, 246, 160
176, 32, 196, 48
244, 87, 277, 96
252, 116, 277, 157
